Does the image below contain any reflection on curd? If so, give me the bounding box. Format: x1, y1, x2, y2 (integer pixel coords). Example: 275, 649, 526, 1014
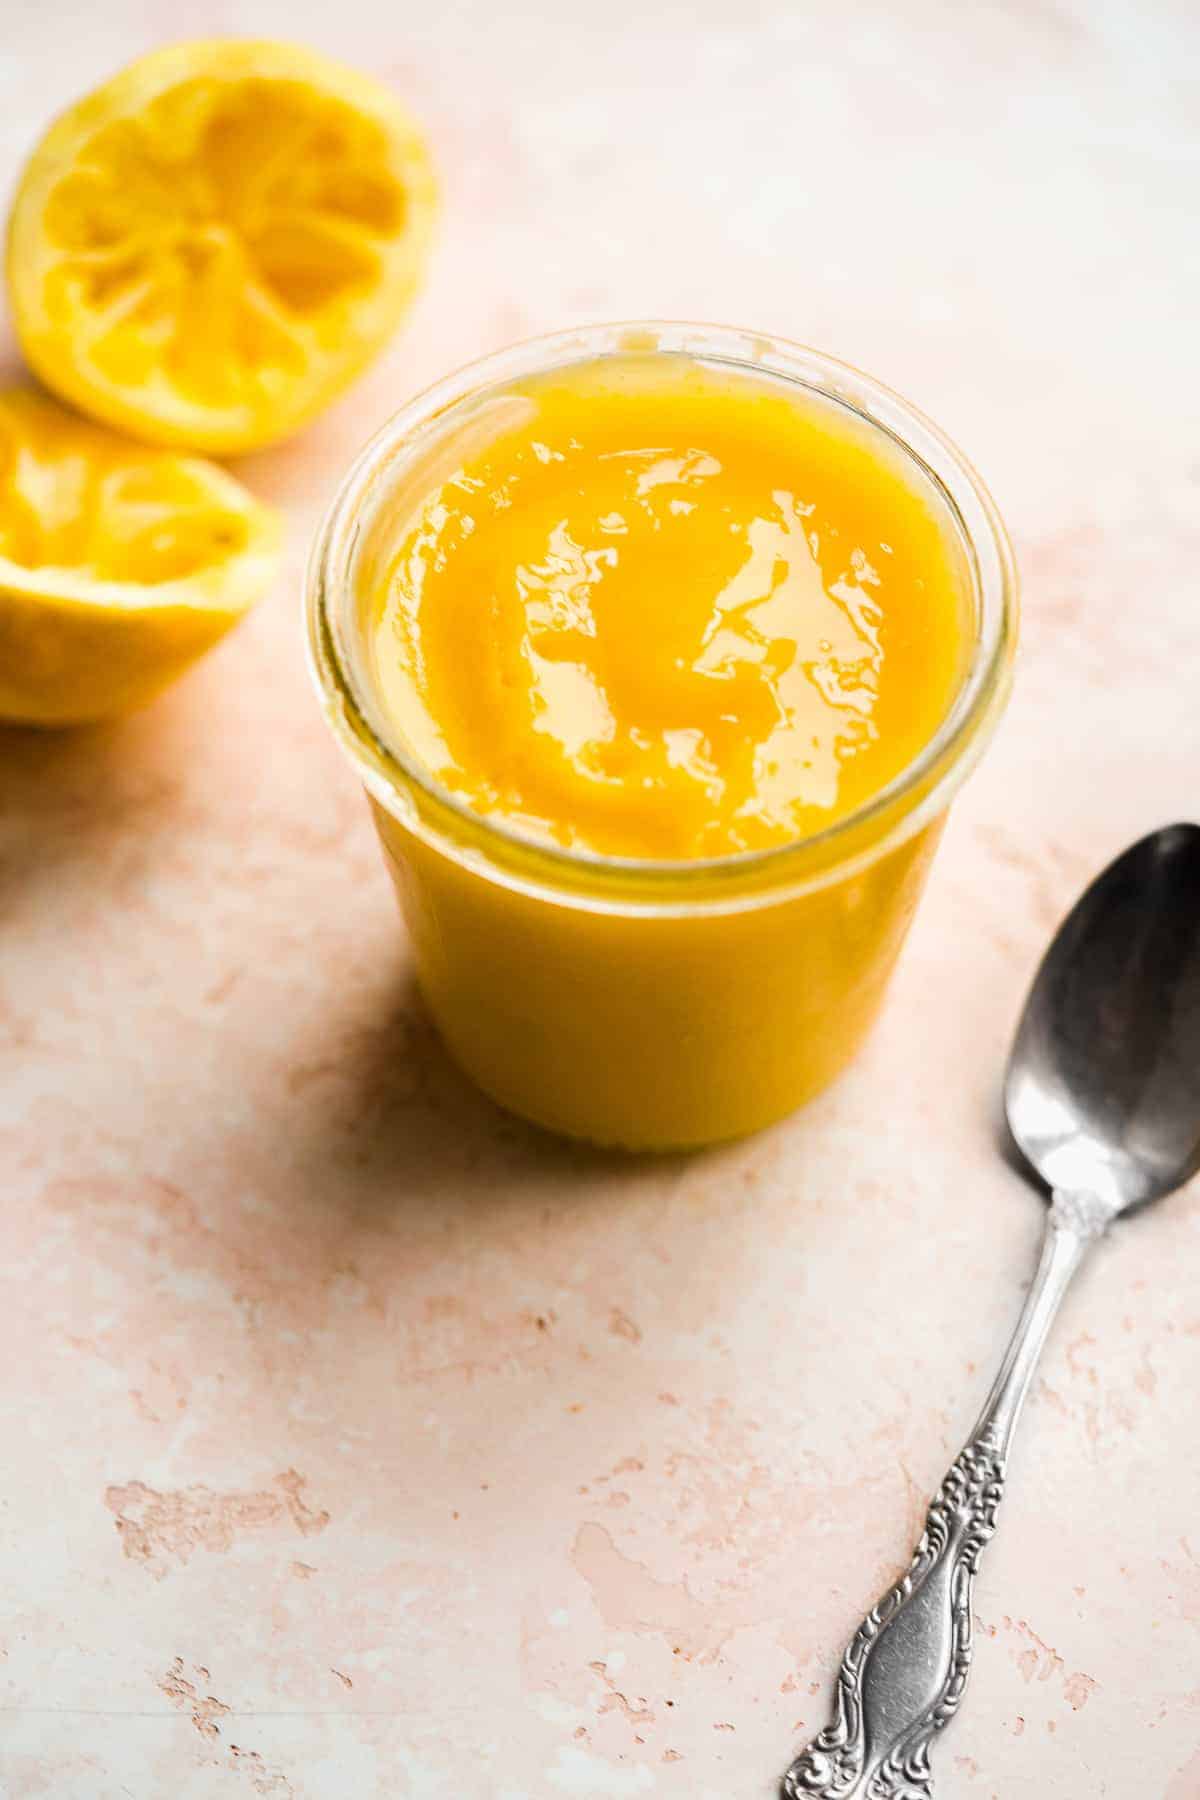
366, 353, 971, 860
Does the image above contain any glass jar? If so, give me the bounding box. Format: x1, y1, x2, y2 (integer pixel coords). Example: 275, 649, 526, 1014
307, 323, 1017, 1148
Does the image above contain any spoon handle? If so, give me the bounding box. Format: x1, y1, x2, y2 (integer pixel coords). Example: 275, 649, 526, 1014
780, 1188, 1111, 1799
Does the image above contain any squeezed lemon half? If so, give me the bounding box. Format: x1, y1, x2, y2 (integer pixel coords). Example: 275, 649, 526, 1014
0, 388, 280, 725
7, 39, 437, 454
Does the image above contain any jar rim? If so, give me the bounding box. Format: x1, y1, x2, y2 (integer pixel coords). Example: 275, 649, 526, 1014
306, 321, 1018, 910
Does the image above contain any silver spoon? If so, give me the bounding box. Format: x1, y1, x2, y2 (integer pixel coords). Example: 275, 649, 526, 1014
781, 822, 1200, 1799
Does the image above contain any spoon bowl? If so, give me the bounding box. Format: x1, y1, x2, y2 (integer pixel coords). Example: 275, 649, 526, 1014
1005, 822, 1200, 1212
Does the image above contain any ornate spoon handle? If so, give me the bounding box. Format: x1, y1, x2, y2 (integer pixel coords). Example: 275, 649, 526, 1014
781, 1189, 1112, 1799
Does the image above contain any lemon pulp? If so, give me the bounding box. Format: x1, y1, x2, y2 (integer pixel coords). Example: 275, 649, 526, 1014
0, 388, 279, 725
8, 40, 436, 453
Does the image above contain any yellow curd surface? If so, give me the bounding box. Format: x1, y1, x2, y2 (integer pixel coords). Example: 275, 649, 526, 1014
342, 349, 983, 1147
366, 355, 968, 862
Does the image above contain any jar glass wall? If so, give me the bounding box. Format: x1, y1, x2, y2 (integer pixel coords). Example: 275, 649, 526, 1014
307, 323, 1017, 1148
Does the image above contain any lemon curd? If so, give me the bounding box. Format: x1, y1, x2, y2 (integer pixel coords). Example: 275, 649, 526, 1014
312, 329, 1015, 1148
366, 356, 968, 863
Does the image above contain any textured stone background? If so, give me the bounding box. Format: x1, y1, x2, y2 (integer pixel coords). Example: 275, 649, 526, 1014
2, 2, 1198, 1794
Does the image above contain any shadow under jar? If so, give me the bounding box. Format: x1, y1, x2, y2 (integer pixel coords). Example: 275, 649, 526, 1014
307, 323, 1017, 1150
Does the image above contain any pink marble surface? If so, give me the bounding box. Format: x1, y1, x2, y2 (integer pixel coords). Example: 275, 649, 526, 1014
3, 2, 1200, 1795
